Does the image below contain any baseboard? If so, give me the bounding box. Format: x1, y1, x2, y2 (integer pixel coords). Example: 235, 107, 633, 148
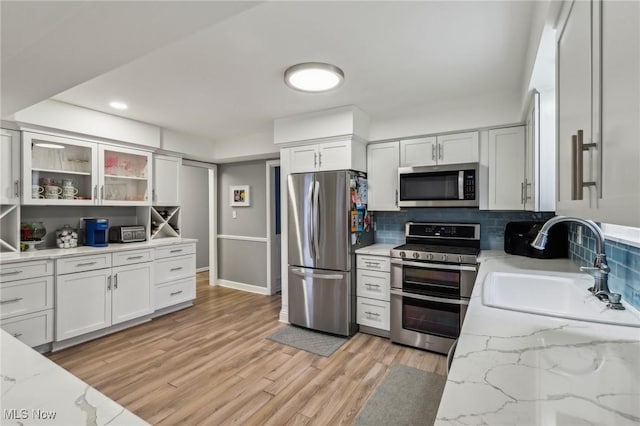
217, 279, 270, 295
52, 317, 151, 352
279, 307, 289, 324
196, 266, 209, 273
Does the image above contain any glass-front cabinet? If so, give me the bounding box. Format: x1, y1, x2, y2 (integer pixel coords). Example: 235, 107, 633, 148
22, 131, 151, 206
99, 146, 151, 205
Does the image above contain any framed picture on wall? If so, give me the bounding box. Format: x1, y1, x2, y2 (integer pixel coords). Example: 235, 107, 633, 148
230, 185, 250, 206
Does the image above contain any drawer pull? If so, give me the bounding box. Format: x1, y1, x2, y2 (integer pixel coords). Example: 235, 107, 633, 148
365, 283, 381, 288
365, 261, 380, 266
170, 267, 183, 272
0, 297, 24, 304
365, 311, 381, 317
170, 249, 183, 253
0, 270, 23, 276
12, 333, 23, 338
76, 261, 97, 267
170, 290, 183, 296
127, 255, 144, 260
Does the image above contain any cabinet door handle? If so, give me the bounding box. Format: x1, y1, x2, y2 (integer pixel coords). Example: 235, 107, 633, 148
14, 180, 20, 197
0, 297, 23, 304
439, 143, 443, 160
12, 333, 22, 338
170, 249, 183, 254
107, 275, 112, 291
94, 185, 98, 200
318, 151, 322, 167
573, 130, 597, 200
100, 185, 104, 201
431, 144, 436, 161
127, 255, 144, 260
76, 261, 97, 267
0, 270, 22, 276
114, 274, 118, 289
395, 189, 398, 207
152, 189, 156, 202
170, 290, 183, 296
170, 267, 183, 272
521, 182, 525, 205
313, 152, 318, 168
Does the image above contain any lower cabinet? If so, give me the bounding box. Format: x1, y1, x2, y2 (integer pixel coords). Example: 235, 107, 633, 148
56, 254, 153, 342
1, 309, 54, 348
356, 253, 390, 335
154, 244, 196, 311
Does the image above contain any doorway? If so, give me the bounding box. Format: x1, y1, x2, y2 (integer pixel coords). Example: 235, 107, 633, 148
266, 160, 281, 294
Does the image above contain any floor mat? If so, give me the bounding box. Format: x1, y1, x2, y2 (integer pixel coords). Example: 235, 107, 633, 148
266, 325, 347, 357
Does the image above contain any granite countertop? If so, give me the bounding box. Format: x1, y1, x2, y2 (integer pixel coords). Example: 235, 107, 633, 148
355, 243, 396, 256
436, 255, 640, 425
0, 238, 198, 264
0, 330, 148, 426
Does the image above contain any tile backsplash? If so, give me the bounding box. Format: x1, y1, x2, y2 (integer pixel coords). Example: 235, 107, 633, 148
568, 224, 640, 310
373, 208, 554, 249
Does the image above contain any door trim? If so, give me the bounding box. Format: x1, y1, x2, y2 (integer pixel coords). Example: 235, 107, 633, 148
266, 159, 281, 295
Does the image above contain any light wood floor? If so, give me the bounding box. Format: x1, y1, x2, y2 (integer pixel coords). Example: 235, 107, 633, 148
48, 272, 446, 425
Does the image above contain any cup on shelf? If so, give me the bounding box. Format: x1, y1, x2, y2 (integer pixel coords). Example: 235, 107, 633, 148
62, 186, 78, 197
31, 185, 44, 199
45, 185, 62, 199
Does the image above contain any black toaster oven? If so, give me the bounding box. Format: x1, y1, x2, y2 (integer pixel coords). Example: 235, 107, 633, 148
108, 225, 147, 243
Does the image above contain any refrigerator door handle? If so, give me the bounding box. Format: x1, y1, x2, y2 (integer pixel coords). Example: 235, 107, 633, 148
290, 268, 344, 280
307, 180, 315, 260
313, 180, 320, 260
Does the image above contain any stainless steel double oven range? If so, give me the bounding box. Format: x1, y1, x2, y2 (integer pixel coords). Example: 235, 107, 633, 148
390, 222, 480, 355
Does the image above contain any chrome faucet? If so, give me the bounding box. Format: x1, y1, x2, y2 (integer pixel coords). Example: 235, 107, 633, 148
531, 216, 624, 310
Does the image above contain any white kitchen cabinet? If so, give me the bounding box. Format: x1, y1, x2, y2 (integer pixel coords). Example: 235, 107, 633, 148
111, 262, 153, 324
524, 94, 538, 212
1, 129, 20, 204
153, 155, 181, 205
399, 137, 436, 167
288, 138, 366, 174
22, 131, 153, 206
0, 259, 54, 348
153, 243, 196, 311
356, 253, 390, 335
56, 249, 154, 342
436, 132, 479, 165
488, 126, 526, 210
366, 141, 399, 211
56, 268, 112, 341
556, 0, 640, 226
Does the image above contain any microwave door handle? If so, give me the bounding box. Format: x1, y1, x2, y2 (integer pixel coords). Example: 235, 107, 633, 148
458, 170, 464, 200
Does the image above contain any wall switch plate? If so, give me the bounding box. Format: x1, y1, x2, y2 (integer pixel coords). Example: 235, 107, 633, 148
577, 225, 583, 245
232, 210, 237, 219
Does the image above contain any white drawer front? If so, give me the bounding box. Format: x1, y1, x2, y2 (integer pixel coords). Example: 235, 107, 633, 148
357, 297, 390, 331
1, 309, 54, 347
0, 260, 53, 283
0, 276, 54, 319
155, 255, 195, 284
57, 254, 112, 275
155, 277, 196, 310
155, 244, 195, 260
357, 255, 390, 272
112, 249, 154, 267
356, 269, 390, 301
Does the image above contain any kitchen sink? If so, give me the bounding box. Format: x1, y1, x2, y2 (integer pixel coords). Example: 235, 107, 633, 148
482, 271, 640, 327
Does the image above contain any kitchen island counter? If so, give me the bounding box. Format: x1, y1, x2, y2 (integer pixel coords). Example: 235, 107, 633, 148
436, 255, 640, 425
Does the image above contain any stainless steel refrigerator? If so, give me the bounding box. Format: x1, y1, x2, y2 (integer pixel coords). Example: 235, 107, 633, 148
287, 170, 373, 336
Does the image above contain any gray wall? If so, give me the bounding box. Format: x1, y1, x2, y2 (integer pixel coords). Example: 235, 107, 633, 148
180, 164, 210, 269
217, 160, 267, 238
217, 160, 269, 287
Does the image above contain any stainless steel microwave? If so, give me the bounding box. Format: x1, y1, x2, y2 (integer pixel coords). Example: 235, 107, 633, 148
398, 162, 479, 207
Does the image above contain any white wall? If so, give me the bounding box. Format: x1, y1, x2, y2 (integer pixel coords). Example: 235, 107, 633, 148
161, 128, 215, 161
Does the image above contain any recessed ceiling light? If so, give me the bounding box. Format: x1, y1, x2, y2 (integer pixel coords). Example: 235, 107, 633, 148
34, 143, 65, 149
284, 62, 344, 93
109, 101, 128, 110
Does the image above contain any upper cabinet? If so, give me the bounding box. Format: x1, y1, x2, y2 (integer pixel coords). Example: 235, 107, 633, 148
153, 155, 181, 206
22, 131, 152, 206
556, 0, 640, 226
399, 132, 478, 167
1, 129, 20, 205
488, 127, 526, 210
289, 138, 366, 174
367, 141, 400, 211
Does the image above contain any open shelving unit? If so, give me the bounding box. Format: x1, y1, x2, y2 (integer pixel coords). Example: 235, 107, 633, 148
0, 204, 20, 252
138, 206, 181, 241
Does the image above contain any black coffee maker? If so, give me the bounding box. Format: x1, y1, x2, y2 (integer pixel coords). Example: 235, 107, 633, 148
504, 221, 568, 259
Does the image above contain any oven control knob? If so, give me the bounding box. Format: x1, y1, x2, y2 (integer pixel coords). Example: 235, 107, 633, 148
426, 253, 433, 260
413, 252, 420, 259
399, 251, 406, 258
442, 254, 448, 261
458, 255, 463, 263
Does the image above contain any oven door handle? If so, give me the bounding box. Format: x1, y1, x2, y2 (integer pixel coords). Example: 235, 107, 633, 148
390, 258, 477, 272
390, 289, 470, 305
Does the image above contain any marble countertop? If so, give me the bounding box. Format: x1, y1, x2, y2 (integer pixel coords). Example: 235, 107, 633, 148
0, 238, 198, 264
435, 255, 640, 425
355, 243, 396, 256
0, 330, 148, 425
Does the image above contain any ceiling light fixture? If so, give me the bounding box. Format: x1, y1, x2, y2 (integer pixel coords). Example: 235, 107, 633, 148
34, 143, 65, 149
284, 62, 344, 93
109, 101, 128, 110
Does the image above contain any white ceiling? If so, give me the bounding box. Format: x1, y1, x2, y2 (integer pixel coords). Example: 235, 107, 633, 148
4, 1, 537, 144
